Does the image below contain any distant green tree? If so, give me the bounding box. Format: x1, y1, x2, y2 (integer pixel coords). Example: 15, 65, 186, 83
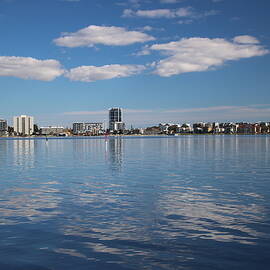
168, 125, 178, 134
33, 124, 40, 135
8, 126, 14, 134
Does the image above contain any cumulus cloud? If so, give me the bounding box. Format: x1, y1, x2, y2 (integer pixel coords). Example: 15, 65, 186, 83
0, 56, 65, 81
123, 7, 193, 18
233, 35, 259, 44
65, 64, 145, 82
0, 56, 145, 83
54, 25, 155, 48
147, 36, 268, 77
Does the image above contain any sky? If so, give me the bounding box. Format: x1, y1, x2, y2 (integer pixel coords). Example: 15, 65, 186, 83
0, 0, 270, 128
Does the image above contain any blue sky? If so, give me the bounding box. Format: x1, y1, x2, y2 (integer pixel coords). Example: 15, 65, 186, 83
0, 0, 270, 127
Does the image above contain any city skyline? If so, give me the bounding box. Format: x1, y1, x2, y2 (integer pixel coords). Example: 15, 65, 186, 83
2, 105, 270, 129
0, 0, 270, 126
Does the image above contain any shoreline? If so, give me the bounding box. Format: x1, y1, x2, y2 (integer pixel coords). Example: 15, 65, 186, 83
0, 133, 269, 140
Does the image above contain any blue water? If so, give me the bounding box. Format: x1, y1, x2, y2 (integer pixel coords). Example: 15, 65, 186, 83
0, 136, 270, 270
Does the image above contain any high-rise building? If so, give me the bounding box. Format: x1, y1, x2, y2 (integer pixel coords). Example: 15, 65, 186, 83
0, 119, 8, 136
109, 108, 125, 132
109, 108, 122, 123
13, 115, 34, 136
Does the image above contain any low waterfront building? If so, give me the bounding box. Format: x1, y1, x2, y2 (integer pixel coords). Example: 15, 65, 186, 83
141, 121, 270, 135
237, 123, 261, 134
159, 123, 182, 134
213, 127, 225, 134
177, 123, 193, 133
73, 122, 104, 135
193, 122, 206, 133
13, 115, 34, 136
73, 123, 84, 134
84, 123, 104, 135
40, 126, 65, 136
203, 122, 213, 133
219, 123, 238, 134
0, 119, 8, 136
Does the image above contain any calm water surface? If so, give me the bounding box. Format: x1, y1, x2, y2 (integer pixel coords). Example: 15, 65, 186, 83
0, 136, 269, 270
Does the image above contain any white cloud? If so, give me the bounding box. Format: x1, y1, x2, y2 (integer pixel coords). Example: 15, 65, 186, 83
233, 35, 259, 44
129, 0, 141, 7
177, 19, 193, 24
123, 7, 193, 18
65, 64, 145, 82
148, 36, 268, 77
0, 56, 65, 81
165, 106, 237, 113
141, 25, 153, 31
175, 7, 193, 17
54, 25, 155, 47
63, 110, 107, 116
122, 9, 134, 17
123, 7, 218, 21
116, 0, 142, 8
135, 45, 151, 56
124, 109, 153, 113
136, 25, 165, 32
163, 105, 270, 123
133, 104, 270, 125
63, 109, 152, 116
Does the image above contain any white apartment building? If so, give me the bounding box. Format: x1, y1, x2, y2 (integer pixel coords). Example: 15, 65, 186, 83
13, 115, 34, 136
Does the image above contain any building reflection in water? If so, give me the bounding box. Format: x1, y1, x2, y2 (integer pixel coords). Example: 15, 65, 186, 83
106, 137, 123, 172
0, 139, 62, 226
13, 139, 36, 169
0, 140, 8, 163
72, 137, 123, 172
72, 138, 106, 164
39, 136, 269, 268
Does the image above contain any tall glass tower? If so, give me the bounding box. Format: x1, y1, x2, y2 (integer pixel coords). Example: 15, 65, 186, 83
109, 108, 125, 131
